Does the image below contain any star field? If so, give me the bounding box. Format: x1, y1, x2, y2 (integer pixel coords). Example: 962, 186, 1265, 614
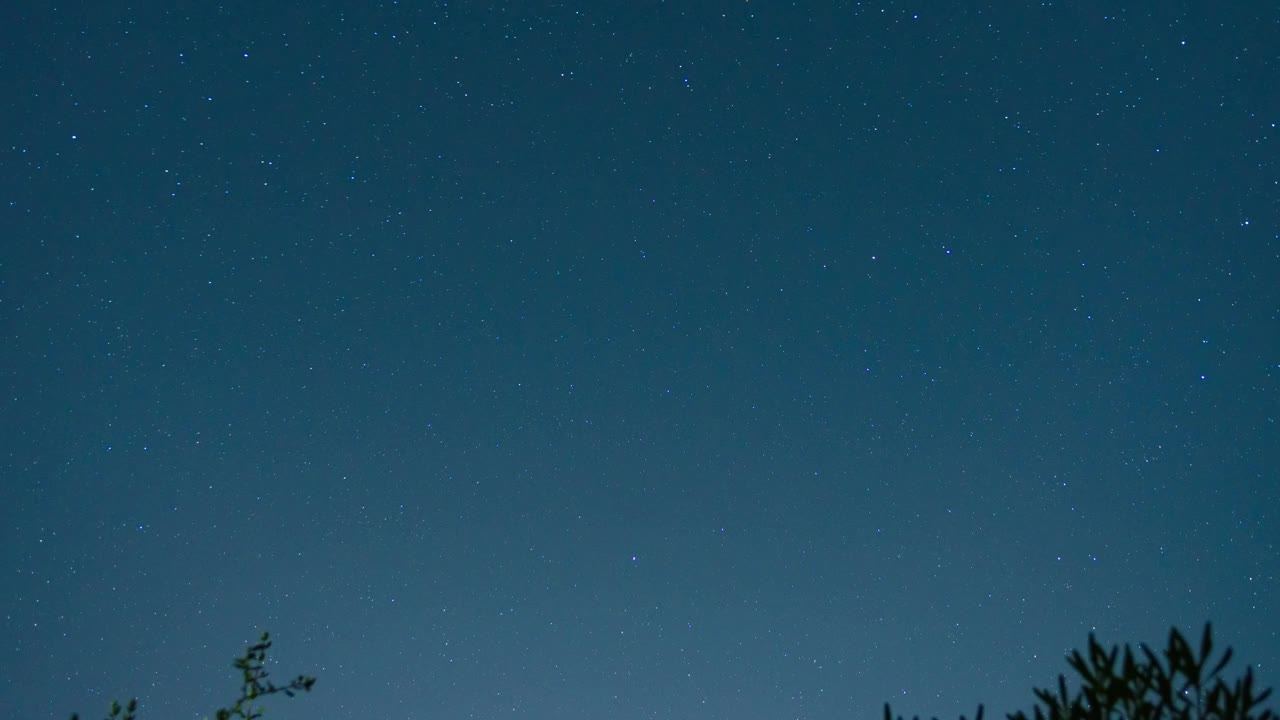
2, 3, 1277, 720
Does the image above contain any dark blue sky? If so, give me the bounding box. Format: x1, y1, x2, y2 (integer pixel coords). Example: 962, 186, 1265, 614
3, 2, 1277, 719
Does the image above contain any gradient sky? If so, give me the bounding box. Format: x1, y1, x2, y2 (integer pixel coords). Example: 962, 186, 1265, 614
3, 2, 1277, 719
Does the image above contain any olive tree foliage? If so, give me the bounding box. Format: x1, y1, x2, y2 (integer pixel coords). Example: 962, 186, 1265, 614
887, 624, 1275, 720
71, 632, 315, 720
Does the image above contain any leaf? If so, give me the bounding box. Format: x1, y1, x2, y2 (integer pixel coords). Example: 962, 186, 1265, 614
1209, 647, 1235, 680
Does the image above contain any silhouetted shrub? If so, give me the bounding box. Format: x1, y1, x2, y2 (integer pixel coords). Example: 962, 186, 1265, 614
887, 624, 1275, 720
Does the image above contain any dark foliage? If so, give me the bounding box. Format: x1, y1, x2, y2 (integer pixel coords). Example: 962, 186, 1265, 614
65, 622, 1273, 720
70, 632, 315, 720
887, 624, 1275, 720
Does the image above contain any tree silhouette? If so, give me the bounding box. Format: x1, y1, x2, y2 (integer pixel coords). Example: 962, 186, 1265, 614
887, 624, 1275, 720
70, 632, 315, 720
66, 623, 1273, 720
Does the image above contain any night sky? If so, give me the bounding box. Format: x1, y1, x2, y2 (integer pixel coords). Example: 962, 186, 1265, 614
3, 2, 1277, 719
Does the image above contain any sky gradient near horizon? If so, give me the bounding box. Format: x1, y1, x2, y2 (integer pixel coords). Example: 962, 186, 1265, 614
3, 2, 1278, 719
